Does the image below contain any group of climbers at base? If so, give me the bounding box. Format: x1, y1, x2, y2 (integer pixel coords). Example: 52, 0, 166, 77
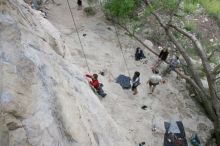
81, 31, 202, 146
85, 46, 181, 97
133, 46, 181, 94
152, 47, 180, 76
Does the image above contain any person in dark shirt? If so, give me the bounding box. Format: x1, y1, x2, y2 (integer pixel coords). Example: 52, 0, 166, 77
135, 47, 146, 61
131, 71, 140, 95
77, 0, 82, 10
154, 47, 169, 68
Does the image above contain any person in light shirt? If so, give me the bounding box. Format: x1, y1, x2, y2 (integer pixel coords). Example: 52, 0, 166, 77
147, 69, 163, 94
162, 55, 180, 76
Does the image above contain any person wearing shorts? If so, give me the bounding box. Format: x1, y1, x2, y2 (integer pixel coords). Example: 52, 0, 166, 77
147, 69, 162, 94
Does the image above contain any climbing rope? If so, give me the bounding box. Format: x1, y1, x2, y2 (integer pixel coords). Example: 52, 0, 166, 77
0, 52, 3, 107
111, 18, 154, 99
112, 19, 131, 77
66, 0, 91, 72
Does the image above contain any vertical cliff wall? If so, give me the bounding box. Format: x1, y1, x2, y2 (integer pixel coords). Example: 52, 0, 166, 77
0, 1, 133, 146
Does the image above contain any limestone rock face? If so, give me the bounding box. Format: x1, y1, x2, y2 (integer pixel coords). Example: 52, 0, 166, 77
0, 0, 133, 146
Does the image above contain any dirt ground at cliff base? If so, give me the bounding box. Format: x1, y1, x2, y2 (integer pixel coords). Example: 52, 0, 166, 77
43, 1, 213, 145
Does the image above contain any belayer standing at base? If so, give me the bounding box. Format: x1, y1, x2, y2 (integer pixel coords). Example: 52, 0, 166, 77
77, 0, 82, 10
162, 55, 180, 76
131, 71, 140, 95
86, 73, 107, 97
154, 47, 169, 68
147, 69, 163, 94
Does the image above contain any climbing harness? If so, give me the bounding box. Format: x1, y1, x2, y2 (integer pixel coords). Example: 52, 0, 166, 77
66, 0, 91, 72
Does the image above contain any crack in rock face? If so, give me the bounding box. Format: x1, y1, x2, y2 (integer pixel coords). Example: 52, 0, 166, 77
6, 122, 23, 131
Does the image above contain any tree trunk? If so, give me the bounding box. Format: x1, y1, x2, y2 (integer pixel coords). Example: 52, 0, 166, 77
142, 1, 220, 145
116, 23, 158, 56
151, 12, 208, 96
215, 123, 220, 145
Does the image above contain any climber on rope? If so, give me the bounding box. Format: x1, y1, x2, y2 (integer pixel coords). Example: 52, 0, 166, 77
135, 47, 146, 61
86, 73, 107, 97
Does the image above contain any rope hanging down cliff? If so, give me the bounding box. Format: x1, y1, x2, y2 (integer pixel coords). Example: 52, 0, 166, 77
112, 19, 131, 78
66, 0, 91, 72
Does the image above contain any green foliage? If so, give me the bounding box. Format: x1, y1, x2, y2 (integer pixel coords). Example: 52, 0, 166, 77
216, 17, 220, 27
186, 47, 197, 56
200, 0, 220, 26
148, 32, 164, 45
184, 21, 197, 32
143, 8, 152, 18
104, 0, 138, 20
206, 44, 220, 64
183, 0, 220, 25
151, 0, 220, 26
163, 0, 179, 10
196, 31, 203, 39
84, 7, 96, 16
198, 65, 206, 77
209, 56, 218, 64
200, 0, 220, 14
173, 31, 181, 38
150, 0, 179, 12
183, 2, 197, 14
87, 0, 94, 3
131, 21, 142, 33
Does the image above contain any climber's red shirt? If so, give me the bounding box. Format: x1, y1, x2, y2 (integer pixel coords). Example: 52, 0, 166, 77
86, 74, 100, 90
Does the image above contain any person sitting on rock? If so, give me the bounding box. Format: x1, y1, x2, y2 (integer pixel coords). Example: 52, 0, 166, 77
135, 47, 146, 61
86, 73, 107, 97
